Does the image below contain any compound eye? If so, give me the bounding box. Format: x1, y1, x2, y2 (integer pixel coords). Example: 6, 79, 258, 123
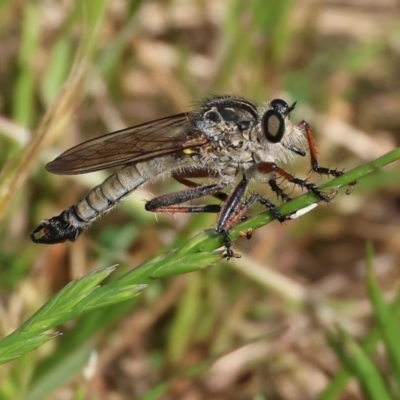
261, 109, 285, 143
270, 98, 292, 115
270, 98, 289, 110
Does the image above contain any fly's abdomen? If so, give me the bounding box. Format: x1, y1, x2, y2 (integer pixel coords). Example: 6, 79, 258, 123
30, 161, 164, 244
75, 165, 147, 222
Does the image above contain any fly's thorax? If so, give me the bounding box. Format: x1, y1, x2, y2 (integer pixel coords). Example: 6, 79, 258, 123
194, 96, 258, 143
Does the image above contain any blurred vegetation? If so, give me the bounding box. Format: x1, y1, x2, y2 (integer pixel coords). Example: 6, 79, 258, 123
0, 0, 400, 399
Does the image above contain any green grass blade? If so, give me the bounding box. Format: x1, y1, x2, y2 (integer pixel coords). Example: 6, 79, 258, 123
366, 242, 400, 394
13, 3, 41, 127
140, 383, 170, 400
0, 332, 59, 364
0, 266, 117, 364
31, 300, 139, 384
41, 39, 72, 106
26, 345, 93, 400
318, 293, 400, 400
328, 329, 393, 400
167, 274, 202, 362
20, 266, 117, 334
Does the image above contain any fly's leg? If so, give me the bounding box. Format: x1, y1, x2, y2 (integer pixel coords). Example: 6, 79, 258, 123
299, 120, 356, 194
215, 177, 249, 259
268, 176, 292, 203
172, 168, 229, 202
145, 182, 226, 214
216, 178, 286, 259
146, 180, 254, 259
256, 162, 331, 202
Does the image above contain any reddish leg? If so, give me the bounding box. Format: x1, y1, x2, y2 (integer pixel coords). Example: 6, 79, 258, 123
256, 162, 331, 202
299, 120, 356, 194
172, 168, 228, 201
145, 182, 226, 214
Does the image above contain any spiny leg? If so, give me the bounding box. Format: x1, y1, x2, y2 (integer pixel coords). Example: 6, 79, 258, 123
268, 176, 292, 203
146, 179, 255, 259
172, 168, 228, 202
216, 181, 287, 259
173, 168, 249, 222
256, 162, 331, 202
214, 176, 249, 259
145, 182, 226, 214
299, 120, 356, 194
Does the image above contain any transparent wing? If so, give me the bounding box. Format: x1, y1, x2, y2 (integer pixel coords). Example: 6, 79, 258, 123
46, 112, 207, 175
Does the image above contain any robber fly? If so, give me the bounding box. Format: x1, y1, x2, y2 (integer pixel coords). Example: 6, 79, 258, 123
31, 95, 346, 258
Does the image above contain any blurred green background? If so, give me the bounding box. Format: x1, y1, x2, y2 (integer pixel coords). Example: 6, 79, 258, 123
0, 0, 400, 399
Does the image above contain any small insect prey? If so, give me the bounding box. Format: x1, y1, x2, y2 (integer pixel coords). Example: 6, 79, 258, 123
31, 96, 348, 258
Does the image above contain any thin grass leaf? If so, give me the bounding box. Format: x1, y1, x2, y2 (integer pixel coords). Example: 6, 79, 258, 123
318, 292, 400, 400
140, 383, 170, 400
26, 346, 93, 400
29, 301, 139, 385
20, 266, 117, 334
0, 267, 115, 364
328, 328, 393, 400
97, 8, 141, 79
41, 39, 72, 106
366, 242, 400, 395
70, 283, 147, 315
13, 3, 40, 128
152, 252, 221, 278
167, 274, 202, 362
0, 332, 60, 365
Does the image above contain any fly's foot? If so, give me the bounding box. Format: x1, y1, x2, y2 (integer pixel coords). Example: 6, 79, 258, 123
292, 178, 331, 203
223, 249, 242, 260
221, 231, 241, 260
312, 166, 357, 195
252, 194, 286, 222
312, 166, 344, 178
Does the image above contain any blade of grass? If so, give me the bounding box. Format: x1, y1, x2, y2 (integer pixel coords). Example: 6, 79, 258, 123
0, 332, 61, 365
328, 328, 393, 400
26, 345, 93, 400
0, 266, 118, 363
318, 292, 400, 400
13, 3, 40, 128
366, 242, 400, 395
167, 274, 202, 363
41, 39, 73, 106
318, 241, 400, 400
140, 383, 170, 400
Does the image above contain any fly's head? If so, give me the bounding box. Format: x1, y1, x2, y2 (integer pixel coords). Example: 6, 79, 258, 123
260, 99, 296, 144
256, 99, 306, 163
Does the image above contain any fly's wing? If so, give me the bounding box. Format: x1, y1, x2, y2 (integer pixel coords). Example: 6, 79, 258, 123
46, 112, 207, 175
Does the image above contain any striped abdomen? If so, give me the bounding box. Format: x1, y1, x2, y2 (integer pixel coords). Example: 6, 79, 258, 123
30, 158, 169, 244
